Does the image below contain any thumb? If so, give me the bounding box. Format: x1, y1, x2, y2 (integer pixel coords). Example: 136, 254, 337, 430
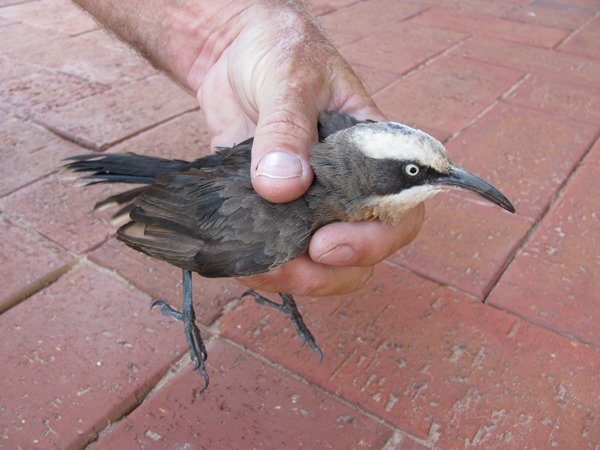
251, 99, 318, 203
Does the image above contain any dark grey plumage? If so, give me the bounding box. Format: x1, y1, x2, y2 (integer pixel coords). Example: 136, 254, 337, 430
64, 110, 514, 387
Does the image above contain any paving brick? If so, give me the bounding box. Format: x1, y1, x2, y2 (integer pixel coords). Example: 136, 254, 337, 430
0, 53, 38, 83
36, 76, 198, 150
76, 28, 137, 53
321, 0, 427, 44
110, 110, 212, 160
90, 239, 243, 326
220, 264, 600, 448
446, 102, 598, 220
341, 21, 467, 75
416, 0, 518, 17
373, 56, 522, 140
0, 23, 155, 86
0, 218, 72, 313
488, 150, 600, 347
0, 265, 185, 449
387, 434, 430, 450
0, 116, 85, 196
305, 0, 336, 16
558, 15, 600, 60
504, 1, 597, 30
504, 75, 600, 125
452, 36, 600, 86
91, 339, 392, 449
412, 8, 568, 48
1, 173, 121, 254
353, 64, 399, 95
390, 193, 531, 298
0, 0, 97, 35
0, 60, 110, 119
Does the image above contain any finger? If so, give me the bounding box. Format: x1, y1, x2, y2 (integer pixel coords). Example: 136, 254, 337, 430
236, 255, 374, 297
251, 95, 319, 203
309, 204, 425, 266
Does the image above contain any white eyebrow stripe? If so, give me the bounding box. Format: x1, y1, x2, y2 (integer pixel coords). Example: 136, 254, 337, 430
352, 123, 450, 173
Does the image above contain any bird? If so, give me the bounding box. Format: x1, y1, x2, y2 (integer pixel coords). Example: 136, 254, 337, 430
64, 111, 515, 388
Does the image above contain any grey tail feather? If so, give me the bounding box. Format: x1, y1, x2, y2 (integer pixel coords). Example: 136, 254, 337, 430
64, 152, 192, 217
63, 152, 191, 185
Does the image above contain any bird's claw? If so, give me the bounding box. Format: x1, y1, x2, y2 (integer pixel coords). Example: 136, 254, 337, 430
243, 290, 323, 361
151, 270, 210, 388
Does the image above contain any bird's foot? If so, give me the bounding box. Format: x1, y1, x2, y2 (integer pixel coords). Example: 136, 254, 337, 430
151, 270, 209, 388
243, 290, 323, 361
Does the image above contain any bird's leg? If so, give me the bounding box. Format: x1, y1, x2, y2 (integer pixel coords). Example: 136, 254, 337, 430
151, 269, 209, 387
242, 290, 323, 361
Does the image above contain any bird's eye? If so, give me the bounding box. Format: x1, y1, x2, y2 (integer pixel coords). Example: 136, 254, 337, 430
405, 164, 420, 176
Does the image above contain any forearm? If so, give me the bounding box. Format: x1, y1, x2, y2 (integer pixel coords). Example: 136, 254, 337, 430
72, 0, 253, 91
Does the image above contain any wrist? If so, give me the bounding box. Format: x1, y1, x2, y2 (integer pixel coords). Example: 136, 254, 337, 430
167, 1, 254, 92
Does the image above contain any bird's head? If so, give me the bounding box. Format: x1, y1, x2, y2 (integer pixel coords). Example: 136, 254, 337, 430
311, 121, 514, 224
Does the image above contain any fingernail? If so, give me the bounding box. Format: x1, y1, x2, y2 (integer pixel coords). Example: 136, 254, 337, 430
317, 244, 355, 265
256, 152, 303, 179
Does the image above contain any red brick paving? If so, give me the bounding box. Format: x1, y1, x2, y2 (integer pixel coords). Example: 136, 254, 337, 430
373, 56, 522, 140
389, 193, 531, 299
488, 145, 600, 347
0, 218, 72, 313
0, 115, 84, 195
341, 21, 467, 76
1, 1, 599, 448
447, 102, 598, 220
504, 74, 600, 125
412, 8, 569, 48
558, 15, 600, 59
0, 266, 186, 448
91, 340, 394, 449
36, 75, 197, 150
220, 265, 600, 448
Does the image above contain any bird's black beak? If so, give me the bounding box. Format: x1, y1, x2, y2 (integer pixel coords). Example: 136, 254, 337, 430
431, 166, 515, 213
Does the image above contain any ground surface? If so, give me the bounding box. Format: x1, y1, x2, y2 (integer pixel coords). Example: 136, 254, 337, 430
0, 0, 599, 448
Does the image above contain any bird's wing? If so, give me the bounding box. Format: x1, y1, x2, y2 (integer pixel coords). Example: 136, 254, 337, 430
118, 164, 313, 278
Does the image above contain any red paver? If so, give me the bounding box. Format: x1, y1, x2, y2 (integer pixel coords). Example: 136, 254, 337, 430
321, 0, 427, 44
90, 239, 243, 326
341, 21, 467, 75
488, 146, 600, 347
558, 15, 600, 60
0, 266, 186, 449
0, 64, 109, 119
220, 264, 600, 448
353, 64, 399, 95
447, 102, 598, 220
91, 340, 393, 449
1, 173, 121, 254
503, 1, 596, 30
374, 56, 522, 140
0, 115, 85, 196
36, 75, 198, 150
0, 23, 156, 86
110, 110, 212, 160
413, 8, 568, 48
419, 0, 518, 17
2, 1, 600, 448
504, 75, 600, 125
389, 193, 531, 298
452, 36, 600, 86
0, 218, 72, 313
0, 0, 97, 35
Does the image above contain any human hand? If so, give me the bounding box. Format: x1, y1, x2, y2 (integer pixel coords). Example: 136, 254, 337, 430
192, 2, 424, 296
